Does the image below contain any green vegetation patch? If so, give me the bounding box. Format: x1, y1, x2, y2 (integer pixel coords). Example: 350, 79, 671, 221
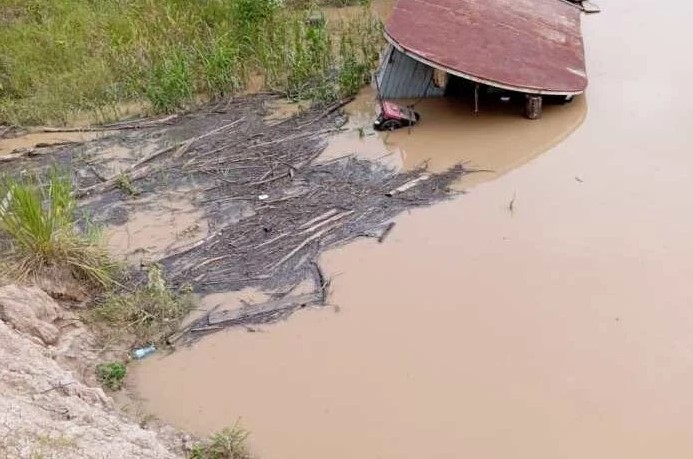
190, 425, 251, 459
0, 0, 383, 125
96, 361, 127, 390
90, 264, 194, 346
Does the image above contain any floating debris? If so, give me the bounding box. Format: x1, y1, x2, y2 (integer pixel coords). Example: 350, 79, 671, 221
4, 95, 469, 344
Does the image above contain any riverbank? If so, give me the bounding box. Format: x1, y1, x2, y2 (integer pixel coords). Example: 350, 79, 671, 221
0, 0, 380, 125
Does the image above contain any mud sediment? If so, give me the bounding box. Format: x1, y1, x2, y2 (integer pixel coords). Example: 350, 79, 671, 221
2, 95, 467, 341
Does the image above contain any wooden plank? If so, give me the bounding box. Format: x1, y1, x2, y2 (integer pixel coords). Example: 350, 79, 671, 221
386, 174, 431, 197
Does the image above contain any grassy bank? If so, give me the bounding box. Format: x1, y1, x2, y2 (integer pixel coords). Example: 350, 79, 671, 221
0, 170, 192, 347
0, 0, 382, 125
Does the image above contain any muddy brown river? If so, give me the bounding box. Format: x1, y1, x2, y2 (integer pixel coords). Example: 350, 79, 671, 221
131, 1, 693, 457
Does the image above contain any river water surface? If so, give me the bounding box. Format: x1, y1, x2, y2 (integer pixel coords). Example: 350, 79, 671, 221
132, 1, 693, 457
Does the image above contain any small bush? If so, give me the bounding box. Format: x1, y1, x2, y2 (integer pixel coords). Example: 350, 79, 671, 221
0, 169, 117, 287
96, 361, 127, 390
190, 425, 250, 459
115, 173, 139, 197
90, 264, 194, 345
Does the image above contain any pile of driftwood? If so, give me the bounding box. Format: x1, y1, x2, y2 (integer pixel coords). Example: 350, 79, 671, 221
162, 102, 466, 342
4, 95, 468, 343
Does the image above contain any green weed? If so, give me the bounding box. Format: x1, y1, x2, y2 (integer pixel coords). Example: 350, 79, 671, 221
190, 424, 251, 459
115, 172, 139, 197
0, 168, 117, 287
96, 361, 127, 390
90, 264, 194, 345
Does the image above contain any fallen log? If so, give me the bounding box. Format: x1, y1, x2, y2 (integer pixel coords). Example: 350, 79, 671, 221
0, 141, 83, 163
40, 126, 111, 133
33, 141, 82, 149
40, 114, 179, 133
102, 114, 179, 129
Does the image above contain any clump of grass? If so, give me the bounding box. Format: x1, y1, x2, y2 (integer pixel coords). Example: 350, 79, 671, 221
0, 169, 117, 288
115, 172, 139, 197
96, 361, 127, 390
190, 425, 251, 459
90, 264, 194, 345
145, 47, 194, 113
198, 36, 245, 99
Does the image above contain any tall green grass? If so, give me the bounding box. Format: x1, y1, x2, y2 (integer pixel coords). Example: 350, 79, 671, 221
0, 169, 117, 287
0, 0, 382, 125
190, 424, 250, 459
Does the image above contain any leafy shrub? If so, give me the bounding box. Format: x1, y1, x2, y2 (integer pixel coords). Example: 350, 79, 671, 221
96, 362, 127, 390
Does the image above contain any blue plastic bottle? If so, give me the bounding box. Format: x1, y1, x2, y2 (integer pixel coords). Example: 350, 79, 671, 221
132, 345, 156, 360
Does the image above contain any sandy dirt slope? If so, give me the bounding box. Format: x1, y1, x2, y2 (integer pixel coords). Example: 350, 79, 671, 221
0, 285, 182, 459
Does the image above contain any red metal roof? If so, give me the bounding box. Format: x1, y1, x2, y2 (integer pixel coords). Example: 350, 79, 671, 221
384, 0, 588, 95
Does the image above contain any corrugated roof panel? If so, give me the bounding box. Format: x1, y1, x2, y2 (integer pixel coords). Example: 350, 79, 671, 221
385, 0, 587, 95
